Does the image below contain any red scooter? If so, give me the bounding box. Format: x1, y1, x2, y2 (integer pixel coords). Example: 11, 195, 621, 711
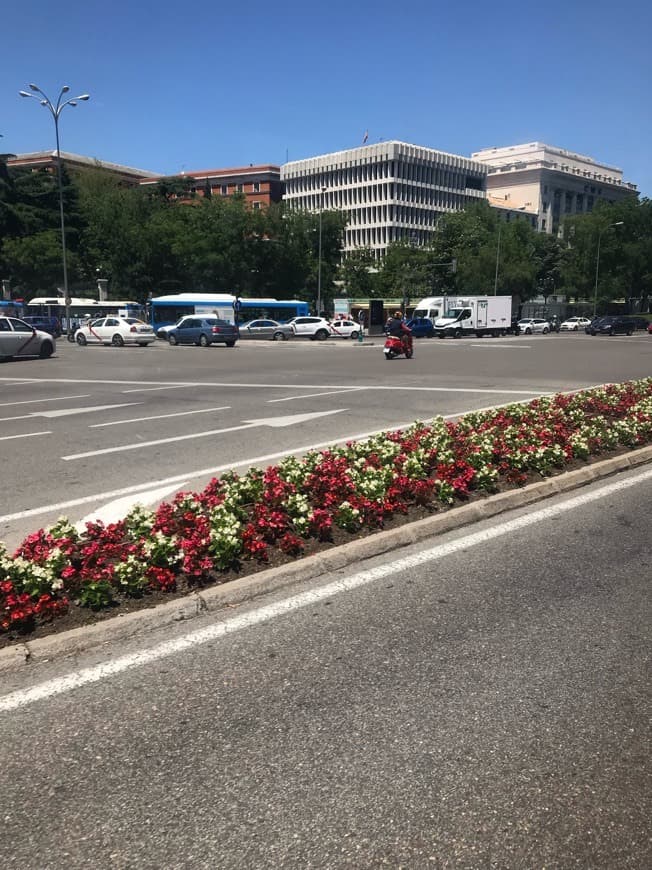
383, 332, 413, 360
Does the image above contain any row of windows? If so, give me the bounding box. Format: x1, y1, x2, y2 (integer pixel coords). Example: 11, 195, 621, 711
210, 181, 263, 195
284, 161, 485, 196
287, 185, 478, 215
343, 225, 432, 253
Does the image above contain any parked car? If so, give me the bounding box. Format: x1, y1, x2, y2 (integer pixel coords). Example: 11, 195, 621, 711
517, 317, 551, 335
623, 316, 650, 331
20, 315, 62, 338
286, 316, 332, 340
0, 316, 56, 360
648, 322, 652, 335
560, 316, 592, 332
328, 318, 361, 339
406, 317, 435, 338
74, 316, 156, 347
238, 319, 294, 341
167, 317, 238, 347
586, 316, 634, 336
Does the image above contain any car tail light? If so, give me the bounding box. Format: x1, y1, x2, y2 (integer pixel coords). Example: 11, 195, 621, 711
211, 326, 221, 334
130, 326, 137, 332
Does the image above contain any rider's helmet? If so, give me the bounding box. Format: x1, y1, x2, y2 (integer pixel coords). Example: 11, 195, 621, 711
394, 311, 403, 319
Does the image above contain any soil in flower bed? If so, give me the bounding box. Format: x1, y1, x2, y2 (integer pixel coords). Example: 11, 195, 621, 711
0, 446, 635, 651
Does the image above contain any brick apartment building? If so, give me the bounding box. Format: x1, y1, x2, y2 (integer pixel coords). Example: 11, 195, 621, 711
139, 165, 282, 209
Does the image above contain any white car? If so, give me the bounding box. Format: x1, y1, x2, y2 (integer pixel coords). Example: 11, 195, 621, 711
74, 316, 156, 347
517, 317, 551, 335
328, 318, 361, 339
560, 316, 592, 332
286, 316, 332, 340
0, 316, 56, 360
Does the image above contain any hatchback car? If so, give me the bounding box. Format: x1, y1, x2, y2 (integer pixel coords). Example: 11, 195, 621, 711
75, 316, 156, 346
517, 318, 551, 335
167, 317, 238, 347
238, 319, 293, 341
587, 316, 634, 336
328, 319, 361, 339
0, 316, 56, 360
406, 317, 435, 338
560, 316, 592, 332
286, 316, 332, 340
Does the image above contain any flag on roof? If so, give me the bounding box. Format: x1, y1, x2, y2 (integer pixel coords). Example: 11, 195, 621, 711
362, 130, 368, 144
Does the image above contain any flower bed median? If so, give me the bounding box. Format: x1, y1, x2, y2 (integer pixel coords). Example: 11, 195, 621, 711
2, 379, 652, 644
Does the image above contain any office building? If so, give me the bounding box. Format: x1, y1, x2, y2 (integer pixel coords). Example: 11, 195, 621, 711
139, 165, 282, 209
281, 141, 488, 259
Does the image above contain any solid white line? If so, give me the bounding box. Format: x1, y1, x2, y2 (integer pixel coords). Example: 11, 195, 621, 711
470, 344, 531, 349
0, 431, 51, 442
122, 385, 194, 394
62, 422, 260, 460
268, 388, 364, 404
0, 394, 91, 408
0, 376, 546, 395
89, 406, 231, 428
2, 466, 651, 712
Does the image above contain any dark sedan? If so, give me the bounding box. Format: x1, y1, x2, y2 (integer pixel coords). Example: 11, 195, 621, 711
167, 317, 238, 347
587, 316, 634, 336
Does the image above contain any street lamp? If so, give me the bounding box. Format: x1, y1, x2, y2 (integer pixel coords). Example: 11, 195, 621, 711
593, 221, 624, 317
317, 186, 327, 316
494, 222, 502, 295
20, 83, 90, 338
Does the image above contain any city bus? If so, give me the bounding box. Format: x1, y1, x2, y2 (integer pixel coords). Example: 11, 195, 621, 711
149, 293, 309, 331
26, 297, 145, 331
0, 300, 25, 318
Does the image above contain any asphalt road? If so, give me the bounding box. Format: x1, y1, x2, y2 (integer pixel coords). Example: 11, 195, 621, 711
1, 467, 650, 868
1, 331, 650, 550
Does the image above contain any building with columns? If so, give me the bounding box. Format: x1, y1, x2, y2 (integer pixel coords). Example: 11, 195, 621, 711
472, 142, 638, 234
281, 141, 488, 259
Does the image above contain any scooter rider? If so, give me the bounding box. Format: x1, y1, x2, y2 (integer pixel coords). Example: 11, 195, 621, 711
386, 310, 412, 350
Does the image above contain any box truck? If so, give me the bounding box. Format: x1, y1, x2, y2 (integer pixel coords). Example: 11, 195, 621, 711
433, 296, 512, 338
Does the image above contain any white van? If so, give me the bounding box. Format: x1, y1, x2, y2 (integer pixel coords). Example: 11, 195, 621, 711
412, 297, 445, 320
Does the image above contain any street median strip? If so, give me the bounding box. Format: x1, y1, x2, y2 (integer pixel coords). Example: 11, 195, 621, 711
1, 378, 651, 669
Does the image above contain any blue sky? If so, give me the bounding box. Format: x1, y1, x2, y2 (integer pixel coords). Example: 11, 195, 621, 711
2, 0, 650, 194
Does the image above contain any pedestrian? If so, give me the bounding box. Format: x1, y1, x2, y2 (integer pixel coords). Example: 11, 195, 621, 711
358, 309, 366, 337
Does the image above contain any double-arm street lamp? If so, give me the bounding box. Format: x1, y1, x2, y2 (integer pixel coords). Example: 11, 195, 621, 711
19, 83, 90, 338
317, 186, 327, 316
593, 221, 624, 317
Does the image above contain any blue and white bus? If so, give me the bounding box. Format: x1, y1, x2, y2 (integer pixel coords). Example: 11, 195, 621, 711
0, 300, 24, 318
149, 293, 309, 331
26, 297, 144, 330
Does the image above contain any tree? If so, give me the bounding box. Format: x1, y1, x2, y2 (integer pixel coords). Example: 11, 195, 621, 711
340, 247, 379, 298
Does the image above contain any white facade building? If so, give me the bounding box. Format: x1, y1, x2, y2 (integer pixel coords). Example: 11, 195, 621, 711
281, 141, 487, 259
472, 142, 638, 234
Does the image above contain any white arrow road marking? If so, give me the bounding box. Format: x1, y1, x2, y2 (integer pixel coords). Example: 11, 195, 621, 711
268, 388, 364, 404
89, 406, 231, 428
74, 481, 189, 531
0, 402, 142, 422
62, 409, 347, 461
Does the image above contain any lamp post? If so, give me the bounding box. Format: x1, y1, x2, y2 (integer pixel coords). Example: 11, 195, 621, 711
593, 221, 624, 317
20, 83, 90, 338
493, 222, 502, 295
317, 186, 326, 316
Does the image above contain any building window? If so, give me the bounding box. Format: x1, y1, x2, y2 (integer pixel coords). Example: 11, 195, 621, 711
221, 185, 228, 195
253, 181, 260, 193
252, 201, 261, 210
236, 183, 243, 193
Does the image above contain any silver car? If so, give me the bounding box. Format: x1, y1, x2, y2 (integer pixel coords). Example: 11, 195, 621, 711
238, 319, 294, 341
517, 317, 551, 335
0, 316, 56, 360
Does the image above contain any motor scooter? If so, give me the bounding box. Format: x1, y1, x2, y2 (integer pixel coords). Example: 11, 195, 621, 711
383, 332, 413, 360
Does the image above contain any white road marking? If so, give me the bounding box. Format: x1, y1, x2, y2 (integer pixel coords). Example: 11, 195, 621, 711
2, 466, 650, 712
62, 409, 347, 460
122, 385, 194, 393
0, 403, 141, 422
470, 344, 532, 349
75, 481, 190, 530
268, 388, 364, 404
0, 394, 91, 408
0, 376, 548, 395
0, 431, 51, 442
89, 406, 231, 428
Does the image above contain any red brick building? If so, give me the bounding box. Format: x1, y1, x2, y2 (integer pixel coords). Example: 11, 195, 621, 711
139, 165, 282, 209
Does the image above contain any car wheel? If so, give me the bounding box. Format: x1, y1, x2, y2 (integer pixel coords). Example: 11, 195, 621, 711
315, 329, 329, 341
225, 341, 236, 347
350, 330, 359, 340
76, 333, 87, 346
273, 331, 287, 341
609, 327, 615, 336
574, 325, 579, 331
112, 334, 124, 347
525, 328, 532, 335
199, 334, 209, 347
453, 328, 462, 339
626, 329, 633, 336
168, 334, 178, 346
39, 341, 54, 359
543, 327, 549, 334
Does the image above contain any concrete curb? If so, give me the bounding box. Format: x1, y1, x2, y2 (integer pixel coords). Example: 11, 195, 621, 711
2, 444, 651, 673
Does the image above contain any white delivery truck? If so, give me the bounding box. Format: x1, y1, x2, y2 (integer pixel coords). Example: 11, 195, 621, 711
433, 296, 512, 338
412, 297, 446, 320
